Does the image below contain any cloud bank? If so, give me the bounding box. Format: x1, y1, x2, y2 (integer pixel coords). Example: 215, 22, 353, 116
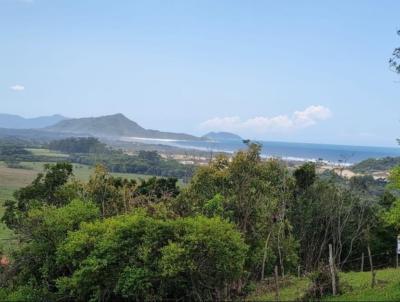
10, 85, 25, 91
200, 105, 332, 134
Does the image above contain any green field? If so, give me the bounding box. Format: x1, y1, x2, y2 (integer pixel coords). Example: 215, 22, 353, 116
326, 269, 400, 301
0, 160, 151, 184
25, 148, 69, 158
0, 161, 152, 202
249, 268, 400, 301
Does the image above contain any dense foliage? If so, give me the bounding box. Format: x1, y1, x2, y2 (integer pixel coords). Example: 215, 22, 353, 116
383, 166, 400, 230
49, 137, 194, 179
56, 213, 247, 301
352, 156, 400, 173
174, 144, 298, 281
70, 151, 192, 179
389, 29, 400, 73
0, 161, 247, 301
1, 143, 399, 301
48, 137, 108, 154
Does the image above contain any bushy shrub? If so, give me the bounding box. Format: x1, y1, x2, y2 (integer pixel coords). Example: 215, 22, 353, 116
56, 212, 248, 301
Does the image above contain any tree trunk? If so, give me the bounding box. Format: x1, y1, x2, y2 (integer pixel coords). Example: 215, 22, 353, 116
261, 231, 272, 280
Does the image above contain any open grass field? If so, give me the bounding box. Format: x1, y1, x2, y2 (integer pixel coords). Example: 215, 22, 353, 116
0, 161, 152, 188
25, 148, 69, 158
248, 268, 400, 301
0, 161, 153, 203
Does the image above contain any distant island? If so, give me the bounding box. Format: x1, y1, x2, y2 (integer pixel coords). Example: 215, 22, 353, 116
202, 131, 242, 141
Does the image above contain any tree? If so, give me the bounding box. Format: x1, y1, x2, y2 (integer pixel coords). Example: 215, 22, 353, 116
2, 162, 77, 230
389, 30, 400, 74
383, 199, 400, 230
294, 162, 316, 192
135, 177, 179, 200
56, 212, 248, 301
289, 174, 377, 271
1, 200, 99, 297
84, 165, 130, 217
15, 162, 74, 208
383, 166, 400, 230
138, 150, 161, 163
176, 143, 298, 280
48, 137, 108, 154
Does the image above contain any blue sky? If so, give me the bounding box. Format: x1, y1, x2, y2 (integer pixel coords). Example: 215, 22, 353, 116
1, 0, 400, 146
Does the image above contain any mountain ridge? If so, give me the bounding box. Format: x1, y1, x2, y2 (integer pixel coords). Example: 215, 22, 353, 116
0, 113, 66, 129
46, 113, 202, 141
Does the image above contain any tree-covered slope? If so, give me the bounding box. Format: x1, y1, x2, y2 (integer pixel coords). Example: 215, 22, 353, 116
351, 156, 400, 173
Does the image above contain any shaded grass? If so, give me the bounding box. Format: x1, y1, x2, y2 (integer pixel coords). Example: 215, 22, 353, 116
247, 276, 310, 301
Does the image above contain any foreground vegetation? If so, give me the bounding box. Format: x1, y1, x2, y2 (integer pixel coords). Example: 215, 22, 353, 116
0, 161, 153, 248
0, 143, 399, 301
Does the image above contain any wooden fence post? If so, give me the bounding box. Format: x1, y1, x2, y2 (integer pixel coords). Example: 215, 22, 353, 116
361, 252, 364, 272
329, 244, 337, 296
297, 265, 301, 278
397, 235, 400, 269
274, 265, 280, 302
367, 244, 376, 288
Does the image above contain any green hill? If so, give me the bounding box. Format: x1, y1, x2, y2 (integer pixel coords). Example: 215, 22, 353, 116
352, 156, 400, 173
0, 113, 66, 129
46, 113, 201, 141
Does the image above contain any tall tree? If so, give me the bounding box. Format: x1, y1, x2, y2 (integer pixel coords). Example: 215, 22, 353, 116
389, 30, 400, 74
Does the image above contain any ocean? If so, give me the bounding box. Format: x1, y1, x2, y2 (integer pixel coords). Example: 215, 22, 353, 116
122, 137, 400, 165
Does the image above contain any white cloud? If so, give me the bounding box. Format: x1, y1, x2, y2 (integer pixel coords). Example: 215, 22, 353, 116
200, 105, 332, 134
10, 84, 25, 91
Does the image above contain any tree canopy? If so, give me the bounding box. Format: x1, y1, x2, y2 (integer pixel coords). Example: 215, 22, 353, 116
0, 144, 398, 300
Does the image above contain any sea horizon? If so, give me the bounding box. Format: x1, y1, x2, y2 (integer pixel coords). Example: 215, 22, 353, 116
122, 136, 400, 165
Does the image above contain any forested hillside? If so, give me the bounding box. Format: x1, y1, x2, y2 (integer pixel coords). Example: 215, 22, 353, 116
352, 156, 400, 173
0, 114, 66, 129
46, 113, 201, 140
